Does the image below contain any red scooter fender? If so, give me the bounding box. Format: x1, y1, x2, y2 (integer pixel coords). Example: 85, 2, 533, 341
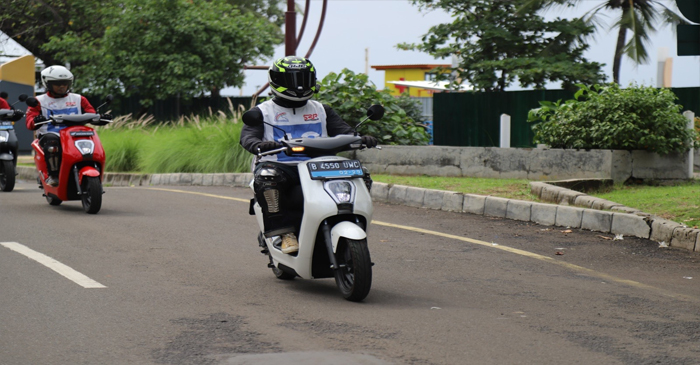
78, 166, 101, 185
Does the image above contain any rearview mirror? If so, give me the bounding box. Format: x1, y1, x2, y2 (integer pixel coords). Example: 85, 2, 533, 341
366, 105, 385, 121
25, 97, 39, 107
18, 94, 28, 102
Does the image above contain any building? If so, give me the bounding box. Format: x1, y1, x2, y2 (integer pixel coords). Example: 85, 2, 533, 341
371, 64, 452, 97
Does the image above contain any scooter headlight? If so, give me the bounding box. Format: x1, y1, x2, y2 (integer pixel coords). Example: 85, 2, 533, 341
323, 180, 355, 205
75, 140, 95, 155
0, 131, 8, 143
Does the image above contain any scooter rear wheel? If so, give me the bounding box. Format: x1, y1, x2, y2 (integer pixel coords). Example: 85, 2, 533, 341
0, 160, 15, 192
334, 238, 372, 302
81, 176, 102, 214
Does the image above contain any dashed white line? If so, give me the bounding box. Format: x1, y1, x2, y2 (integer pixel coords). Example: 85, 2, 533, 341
1, 242, 106, 288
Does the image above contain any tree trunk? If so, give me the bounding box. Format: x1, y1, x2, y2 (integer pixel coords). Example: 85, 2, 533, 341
612, 26, 627, 85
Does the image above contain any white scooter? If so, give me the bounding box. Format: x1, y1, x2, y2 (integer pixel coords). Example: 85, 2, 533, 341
244, 105, 384, 302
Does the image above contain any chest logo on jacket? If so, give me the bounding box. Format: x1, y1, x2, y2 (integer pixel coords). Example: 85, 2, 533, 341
275, 112, 289, 123
303, 113, 319, 121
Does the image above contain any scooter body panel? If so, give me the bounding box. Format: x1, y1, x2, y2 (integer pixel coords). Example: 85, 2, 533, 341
255, 156, 373, 279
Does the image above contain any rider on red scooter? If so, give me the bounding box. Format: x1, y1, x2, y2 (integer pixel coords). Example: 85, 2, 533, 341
25, 65, 96, 187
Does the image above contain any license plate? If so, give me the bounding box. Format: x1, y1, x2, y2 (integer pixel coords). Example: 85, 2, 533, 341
307, 160, 364, 180
0, 121, 12, 129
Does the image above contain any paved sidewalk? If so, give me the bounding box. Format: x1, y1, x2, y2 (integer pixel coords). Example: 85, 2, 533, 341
15, 160, 700, 254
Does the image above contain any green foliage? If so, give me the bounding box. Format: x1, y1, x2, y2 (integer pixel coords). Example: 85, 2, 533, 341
528, 84, 700, 154
315, 69, 430, 145
400, 0, 606, 92
35, 0, 282, 106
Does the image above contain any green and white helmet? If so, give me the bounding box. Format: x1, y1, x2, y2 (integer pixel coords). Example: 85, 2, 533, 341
268, 56, 317, 102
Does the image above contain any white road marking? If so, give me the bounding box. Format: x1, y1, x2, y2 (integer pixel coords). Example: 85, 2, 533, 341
1, 242, 106, 288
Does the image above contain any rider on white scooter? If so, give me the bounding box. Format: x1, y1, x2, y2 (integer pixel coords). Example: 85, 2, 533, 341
240, 56, 378, 254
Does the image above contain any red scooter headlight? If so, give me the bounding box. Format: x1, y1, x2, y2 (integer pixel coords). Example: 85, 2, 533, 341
75, 140, 95, 155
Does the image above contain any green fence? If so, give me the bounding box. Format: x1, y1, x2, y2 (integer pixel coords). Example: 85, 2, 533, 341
433, 87, 700, 148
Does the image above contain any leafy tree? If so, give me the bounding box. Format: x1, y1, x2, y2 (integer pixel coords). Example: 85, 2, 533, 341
399, 0, 606, 92
0, 0, 283, 69
315, 69, 430, 146
38, 0, 281, 108
521, 0, 688, 84
528, 83, 699, 154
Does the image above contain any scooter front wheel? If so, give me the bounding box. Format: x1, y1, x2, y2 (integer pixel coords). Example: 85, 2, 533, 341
0, 160, 15, 192
334, 238, 372, 302
46, 194, 62, 206
81, 176, 102, 214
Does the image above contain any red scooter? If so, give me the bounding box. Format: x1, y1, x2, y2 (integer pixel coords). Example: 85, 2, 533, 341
25, 96, 113, 214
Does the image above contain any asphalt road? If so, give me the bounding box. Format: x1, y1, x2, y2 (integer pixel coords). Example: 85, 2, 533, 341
1, 180, 699, 365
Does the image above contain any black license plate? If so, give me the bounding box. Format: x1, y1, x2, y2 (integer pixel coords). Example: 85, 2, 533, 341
307, 160, 364, 180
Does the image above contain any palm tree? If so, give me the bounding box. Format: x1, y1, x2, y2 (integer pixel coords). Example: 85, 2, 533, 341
523, 0, 688, 84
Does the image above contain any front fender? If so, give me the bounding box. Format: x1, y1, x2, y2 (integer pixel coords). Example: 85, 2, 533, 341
78, 166, 100, 185
330, 221, 367, 253
0, 152, 13, 161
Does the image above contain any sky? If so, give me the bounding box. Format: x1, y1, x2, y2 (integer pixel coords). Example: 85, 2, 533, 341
2, 0, 699, 96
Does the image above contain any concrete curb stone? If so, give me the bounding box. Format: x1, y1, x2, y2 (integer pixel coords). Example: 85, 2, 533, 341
650, 218, 683, 243
671, 228, 699, 251
505, 200, 532, 222
484, 196, 509, 218
463, 194, 486, 215
611, 213, 650, 239
555, 205, 584, 228
581, 210, 613, 233
530, 202, 557, 226
423, 189, 447, 210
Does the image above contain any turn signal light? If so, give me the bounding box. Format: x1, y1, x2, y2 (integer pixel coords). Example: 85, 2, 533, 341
291, 146, 305, 152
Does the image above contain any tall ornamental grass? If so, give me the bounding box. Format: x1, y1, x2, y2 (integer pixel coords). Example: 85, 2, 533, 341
97, 100, 253, 173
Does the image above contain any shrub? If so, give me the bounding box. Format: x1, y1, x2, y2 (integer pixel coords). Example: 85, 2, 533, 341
315, 68, 430, 145
528, 84, 699, 154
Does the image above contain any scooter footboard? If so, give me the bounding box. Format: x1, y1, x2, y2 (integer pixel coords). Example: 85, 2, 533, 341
330, 221, 367, 253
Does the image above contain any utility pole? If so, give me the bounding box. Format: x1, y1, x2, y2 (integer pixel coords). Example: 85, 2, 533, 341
285, 0, 297, 56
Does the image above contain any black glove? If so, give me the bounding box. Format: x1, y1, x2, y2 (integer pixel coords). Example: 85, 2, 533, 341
33, 115, 48, 128
101, 113, 113, 120
256, 141, 282, 152
361, 135, 378, 148
10, 110, 24, 121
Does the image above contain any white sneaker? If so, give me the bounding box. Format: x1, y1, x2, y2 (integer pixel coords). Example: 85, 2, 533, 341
281, 233, 299, 254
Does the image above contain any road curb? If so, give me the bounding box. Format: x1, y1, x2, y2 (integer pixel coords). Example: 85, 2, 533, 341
16, 166, 699, 253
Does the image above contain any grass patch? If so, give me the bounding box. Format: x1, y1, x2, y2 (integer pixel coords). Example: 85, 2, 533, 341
593, 180, 700, 228
372, 175, 538, 201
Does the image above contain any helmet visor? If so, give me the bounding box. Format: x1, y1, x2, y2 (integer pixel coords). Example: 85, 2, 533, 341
272, 70, 314, 93
47, 80, 72, 89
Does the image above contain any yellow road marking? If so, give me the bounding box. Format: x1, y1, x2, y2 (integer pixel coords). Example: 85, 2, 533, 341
145, 187, 250, 203
140, 186, 698, 302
